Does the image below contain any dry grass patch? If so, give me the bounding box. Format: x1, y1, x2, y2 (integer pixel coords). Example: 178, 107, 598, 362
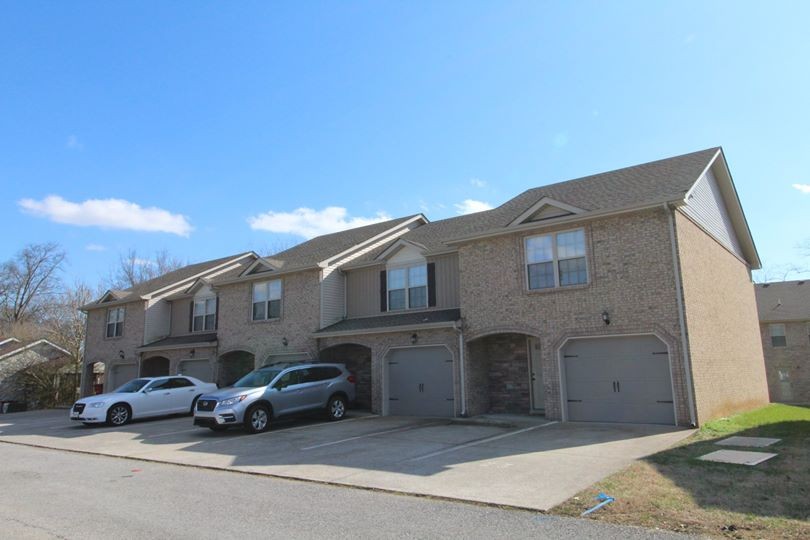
552, 404, 810, 539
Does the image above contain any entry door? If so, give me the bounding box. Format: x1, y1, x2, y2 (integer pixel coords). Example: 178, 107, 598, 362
387, 346, 454, 417
528, 338, 545, 412
563, 335, 675, 425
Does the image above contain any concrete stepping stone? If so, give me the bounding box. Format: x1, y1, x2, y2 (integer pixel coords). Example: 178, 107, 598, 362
698, 449, 777, 466
716, 436, 780, 448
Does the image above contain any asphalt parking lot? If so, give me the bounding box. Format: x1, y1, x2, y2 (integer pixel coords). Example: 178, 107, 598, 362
0, 409, 693, 510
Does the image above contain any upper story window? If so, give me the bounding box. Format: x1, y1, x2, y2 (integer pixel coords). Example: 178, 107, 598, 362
106, 307, 125, 338
193, 297, 216, 332
252, 279, 282, 321
769, 324, 786, 347
388, 264, 427, 310
525, 229, 587, 290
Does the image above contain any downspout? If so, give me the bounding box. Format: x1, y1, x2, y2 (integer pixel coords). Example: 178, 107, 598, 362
453, 320, 467, 417
666, 204, 698, 427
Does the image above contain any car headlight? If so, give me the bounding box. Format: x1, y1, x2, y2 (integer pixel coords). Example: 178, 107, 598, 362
90, 402, 107, 408
217, 395, 248, 407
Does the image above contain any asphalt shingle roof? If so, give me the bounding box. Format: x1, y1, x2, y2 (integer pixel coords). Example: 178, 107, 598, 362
139, 333, 218, 349
756, 281, 810, 322
262, 215, 421, 272
351, 147, 720, 263
317, 308, 461, 335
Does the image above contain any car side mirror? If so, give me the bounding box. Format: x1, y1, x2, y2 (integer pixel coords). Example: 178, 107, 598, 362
143, 388, 152, 393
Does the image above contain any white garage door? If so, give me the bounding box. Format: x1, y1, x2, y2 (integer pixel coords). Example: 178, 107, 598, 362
387, 346, 454, 417
111, 363, 138, 390
562, 335, 675, 425
178, 359, 213, 382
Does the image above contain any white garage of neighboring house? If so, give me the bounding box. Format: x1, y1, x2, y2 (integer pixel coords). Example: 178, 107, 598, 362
558, 334, 676, 425
110, 363, 139, 390
385, 345, 455, 417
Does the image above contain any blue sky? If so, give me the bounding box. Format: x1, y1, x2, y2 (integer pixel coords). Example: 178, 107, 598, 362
2, 1, 809, 286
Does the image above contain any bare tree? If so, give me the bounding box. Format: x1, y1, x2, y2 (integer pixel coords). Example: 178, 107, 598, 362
42, 281, 98, 364
109, 249, 185, 289
0, 242, 66, 325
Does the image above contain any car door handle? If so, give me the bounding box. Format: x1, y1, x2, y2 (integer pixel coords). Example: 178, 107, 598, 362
163, 392, 171, 396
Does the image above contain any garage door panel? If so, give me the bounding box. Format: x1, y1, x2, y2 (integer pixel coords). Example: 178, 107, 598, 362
178, 360, 213, 383
387, 347, 454, 417
563, 336, 675, 425
111, 364, 138, 390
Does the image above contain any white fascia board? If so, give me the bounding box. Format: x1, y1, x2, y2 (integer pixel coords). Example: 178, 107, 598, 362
318, 214, 428, 268
141, 252, 256, 299
314, 320, 457, 339
507, 197, 586, 227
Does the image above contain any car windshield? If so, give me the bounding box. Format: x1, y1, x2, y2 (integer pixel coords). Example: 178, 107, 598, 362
114, 379, 150, 393
232, 369, 281, 388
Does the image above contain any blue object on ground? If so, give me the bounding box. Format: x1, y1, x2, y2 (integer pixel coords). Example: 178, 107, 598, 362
580, 492, 615, 516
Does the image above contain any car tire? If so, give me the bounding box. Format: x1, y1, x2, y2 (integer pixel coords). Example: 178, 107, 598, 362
208, 425, 227, 432
106, 403, 131, 426
244, 404, 271, 434
326, 395, 347, 421
190, 395, 201, 415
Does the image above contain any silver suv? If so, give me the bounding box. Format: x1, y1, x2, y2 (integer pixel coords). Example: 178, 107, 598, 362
193, 362, 356, 433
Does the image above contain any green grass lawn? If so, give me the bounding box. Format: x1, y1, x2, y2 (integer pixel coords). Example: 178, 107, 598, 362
552, 404, 810, 539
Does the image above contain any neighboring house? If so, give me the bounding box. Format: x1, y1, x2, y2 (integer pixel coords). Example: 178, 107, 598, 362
755, 280, 810, 404
0, 337, 73, 407
80, 147, 768, 427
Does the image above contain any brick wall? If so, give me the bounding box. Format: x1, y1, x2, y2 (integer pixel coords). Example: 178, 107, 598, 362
458, 208, 692, 425
675, 211, 769, 422
759, 321, 810, 404
216, 270, 322, 367
84, 301, 146, 390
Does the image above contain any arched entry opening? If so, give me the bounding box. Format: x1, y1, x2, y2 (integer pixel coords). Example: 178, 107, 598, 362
83, 361, 106, 396
217, 350, 255, 387
141, 356, 170, 378
467, 332, 542, 415
319, 343, 372, 409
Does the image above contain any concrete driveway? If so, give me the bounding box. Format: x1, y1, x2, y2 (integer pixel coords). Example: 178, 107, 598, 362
0, 410, 693, 510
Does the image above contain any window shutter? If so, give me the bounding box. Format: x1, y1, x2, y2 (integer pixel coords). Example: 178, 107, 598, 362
379, 270, 387, 312
188, 301, 194, 332
427, 262, 436, 307
215, 296, 219, 330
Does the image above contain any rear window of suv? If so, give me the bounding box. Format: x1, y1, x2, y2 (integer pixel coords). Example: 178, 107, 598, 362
305, 366, 342, 382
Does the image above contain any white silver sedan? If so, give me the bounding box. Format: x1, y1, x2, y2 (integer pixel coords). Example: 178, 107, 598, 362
70, 376, 218, 426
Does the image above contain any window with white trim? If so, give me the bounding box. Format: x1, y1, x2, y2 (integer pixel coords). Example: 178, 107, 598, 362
769, 324, 786, 347
525, 229, 587, 290
778, 369, 790, 382
193, 297, 216, 332
106, 307, 125, 338
252, 280, 282, 321
387, 264, 427, 310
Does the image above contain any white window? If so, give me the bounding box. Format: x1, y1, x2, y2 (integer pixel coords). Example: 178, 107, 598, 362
106, 307, 125, 338
252, 280, 282, 321
769, 324, 786, 347
778, 369, 790, 382
388, 264, 427, 311
525, 229, 587, 290
193, 297, 216, 332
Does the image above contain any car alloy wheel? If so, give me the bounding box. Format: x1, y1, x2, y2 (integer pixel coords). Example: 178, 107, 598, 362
109, 405, 129, 426
250, 408, 268, 431
329, 396, 346, 420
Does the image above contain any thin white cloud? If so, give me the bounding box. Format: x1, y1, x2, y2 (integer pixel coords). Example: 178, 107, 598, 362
791, 183, 810, 194
454, 199, 493, 215
248, 206, 391, 239
470, 178, 487, 188
66, 135, 83, 150
85, 243, 106, 252
133, 258, 155, 267
18, 195, 193, 237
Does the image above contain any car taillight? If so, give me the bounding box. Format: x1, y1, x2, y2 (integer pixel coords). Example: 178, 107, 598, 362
347, 374, 356, 384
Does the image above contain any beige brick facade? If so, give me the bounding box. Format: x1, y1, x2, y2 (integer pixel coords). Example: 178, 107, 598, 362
674, 211, 769, 423
759, 321, 810, 404
458, 208, 692, 425
83, 301, 146, 392
216, 269, 322, 367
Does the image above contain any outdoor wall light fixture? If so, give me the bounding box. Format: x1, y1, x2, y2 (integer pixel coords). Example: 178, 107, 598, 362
189, 348, 195, 358
601, 311, 611, 325
282, 337, 288, 347
118, 350, 125, 360
410, 333, 418, 344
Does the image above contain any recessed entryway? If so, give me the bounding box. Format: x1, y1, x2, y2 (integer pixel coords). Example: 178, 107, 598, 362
560, 334, 676, 425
